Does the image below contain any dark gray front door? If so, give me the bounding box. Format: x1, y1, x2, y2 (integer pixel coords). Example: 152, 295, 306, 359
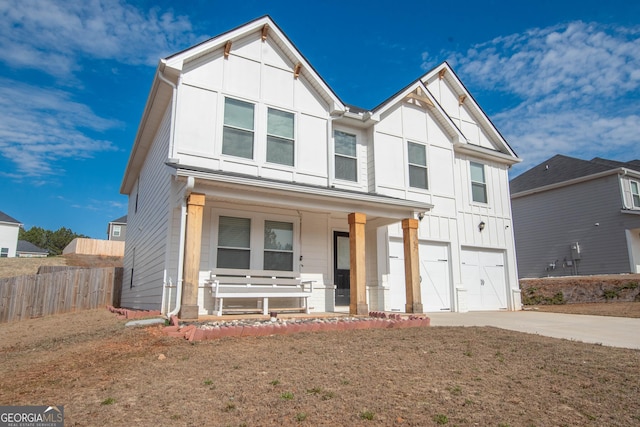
334, 231, 350, 306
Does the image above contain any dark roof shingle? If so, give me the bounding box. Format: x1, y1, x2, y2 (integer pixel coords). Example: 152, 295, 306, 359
0, 211, 21, 224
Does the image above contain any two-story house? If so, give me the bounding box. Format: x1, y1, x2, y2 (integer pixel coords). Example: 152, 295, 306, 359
120, 16, 521, 319
107, 215, 127, 242
0, 210, 22, 258
510, 155, 640, 278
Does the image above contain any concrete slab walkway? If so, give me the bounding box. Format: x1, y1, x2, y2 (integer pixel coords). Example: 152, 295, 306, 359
427, 311, 640, 350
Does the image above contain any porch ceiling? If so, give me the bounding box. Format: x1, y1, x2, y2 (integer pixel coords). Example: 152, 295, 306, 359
174, 167, 432, 224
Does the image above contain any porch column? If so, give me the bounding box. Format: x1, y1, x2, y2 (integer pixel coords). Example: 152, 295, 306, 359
348, 212, 368, 315
179, 193, 206, 320
402, 218, 423, 313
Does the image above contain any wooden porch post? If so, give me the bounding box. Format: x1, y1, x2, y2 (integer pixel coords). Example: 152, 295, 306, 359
402, 218, 423, 313
348, 212, 368, 315
179, 193, 206, 320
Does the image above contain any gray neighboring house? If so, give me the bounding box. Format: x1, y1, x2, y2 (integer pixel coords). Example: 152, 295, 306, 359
107, 215, 127, 242
16, 240, 49, 258
510, 155, 640, 278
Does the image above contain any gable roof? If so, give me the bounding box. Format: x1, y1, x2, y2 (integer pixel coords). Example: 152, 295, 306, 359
16, 240, 48, 254
121, 15, 346, 195
510, 154, 640, 195
109, 215, 127, 224
0, 210, 21, 225
370, 62, 519, 165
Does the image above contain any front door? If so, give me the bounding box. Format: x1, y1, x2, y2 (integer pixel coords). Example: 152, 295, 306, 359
334, 231, 350, 306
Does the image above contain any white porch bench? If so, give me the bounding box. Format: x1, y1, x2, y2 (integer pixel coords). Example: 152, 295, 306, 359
208, 268, 313, 316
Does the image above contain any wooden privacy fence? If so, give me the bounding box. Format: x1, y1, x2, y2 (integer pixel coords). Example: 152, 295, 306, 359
63, 238, 125, 257
0, 267, 123, 323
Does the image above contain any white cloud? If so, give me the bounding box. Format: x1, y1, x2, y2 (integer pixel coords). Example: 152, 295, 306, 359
0, 0, 201, 77
0, 80, 119, 177
431, 21, 640, 174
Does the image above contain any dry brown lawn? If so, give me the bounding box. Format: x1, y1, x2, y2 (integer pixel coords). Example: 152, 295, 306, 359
1, 306, 639, 426
0, 255, 122, 278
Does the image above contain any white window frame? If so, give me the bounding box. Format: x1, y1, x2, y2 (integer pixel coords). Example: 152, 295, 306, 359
266, 107, 295, 167
407, 141, 428, 190
631, 180, 640, 208
470, 161, 488, 204
222, 97, 256, 160
112, 225, 121, 237
0, 247, 8, 258
333, 130, 358, 182
211, 209, 300, 271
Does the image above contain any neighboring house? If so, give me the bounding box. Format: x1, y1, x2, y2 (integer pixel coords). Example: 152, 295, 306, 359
0, 211, 22, 258
16, 240, 49, 258
510, 155, 640, 278
120, 16, 521, 318
107, 215, 127, 242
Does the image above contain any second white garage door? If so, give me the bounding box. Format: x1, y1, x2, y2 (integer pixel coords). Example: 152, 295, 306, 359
460, 248, 508, 311
388, 239, 451, 312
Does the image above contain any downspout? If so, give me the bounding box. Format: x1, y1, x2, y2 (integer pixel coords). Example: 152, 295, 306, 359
167, 176, 195, 318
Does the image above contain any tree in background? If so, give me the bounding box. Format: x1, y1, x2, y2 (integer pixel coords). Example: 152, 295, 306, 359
19, 226, 88, 256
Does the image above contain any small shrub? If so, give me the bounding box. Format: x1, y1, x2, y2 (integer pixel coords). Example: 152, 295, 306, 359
434, 414, 449, 424
603, 289, 619, 300
295, 412, 307, 422
270, 379, 280, 386
280, 392, 294, 400
360, 411, 375, 420
101, 397, 116, 405
203, 379, 213, 386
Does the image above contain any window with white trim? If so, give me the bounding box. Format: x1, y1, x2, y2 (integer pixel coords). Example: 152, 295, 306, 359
408, 141, 428, 189
631, 181, 640, 208
470, 161, 488, 203
217, 216, 251, 269
112, 225, 121, 237
334, 130, 357, 182
264, 220, 294, 271
267, 108, 295, 166
222, 98, 255, 159
0, 247, 8, 258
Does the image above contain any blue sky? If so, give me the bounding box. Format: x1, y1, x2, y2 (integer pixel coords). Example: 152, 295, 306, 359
1, 0, 638, 238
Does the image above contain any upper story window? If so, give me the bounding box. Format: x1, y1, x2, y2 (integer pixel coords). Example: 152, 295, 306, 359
217, 216, 251, 269
264, 220, 294, 271
112, 225, 121, 237
334, 130, 357, 182
222, 98, 255, 159
408, 142, 428, 189
631, 181, 640, 208
470, 161, 488, 203
267, 108, 295, 166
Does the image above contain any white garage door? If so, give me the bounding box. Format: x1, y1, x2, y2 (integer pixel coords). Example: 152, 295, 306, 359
388, 239, 451, 312
460, 248, 507, 311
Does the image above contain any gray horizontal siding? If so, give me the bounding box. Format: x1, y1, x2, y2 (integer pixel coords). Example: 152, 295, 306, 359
513, 174, 638, 278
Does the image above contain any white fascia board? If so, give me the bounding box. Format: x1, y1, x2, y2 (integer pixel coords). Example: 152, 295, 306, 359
453, 142, 522, 165
511, 168, 636, 199
371, 79, 464, 143
121, 66, 173, 194
165, 16, 345, 114
175, 169, 433, 218
431, 63, 518, 159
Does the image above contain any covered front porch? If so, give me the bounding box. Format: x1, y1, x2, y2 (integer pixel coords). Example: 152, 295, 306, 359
164, 170, 433, 321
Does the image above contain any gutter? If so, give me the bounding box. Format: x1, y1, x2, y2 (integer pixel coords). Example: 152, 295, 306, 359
157, 60, 178, 160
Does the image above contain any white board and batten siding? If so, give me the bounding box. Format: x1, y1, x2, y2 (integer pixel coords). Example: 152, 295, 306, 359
121, 107, 173, 310
173, 31, 331, 188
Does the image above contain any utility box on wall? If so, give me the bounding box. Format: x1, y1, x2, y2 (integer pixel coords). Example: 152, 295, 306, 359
570, 242, 581, 260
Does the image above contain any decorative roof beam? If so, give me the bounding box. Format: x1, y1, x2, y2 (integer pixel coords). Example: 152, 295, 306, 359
405, 87, 434, 107
458, 94, 467, 105
261, 24, 269, 41
223, 40, 232, 58
438, 69, 446, 79
293, 62, 302, 79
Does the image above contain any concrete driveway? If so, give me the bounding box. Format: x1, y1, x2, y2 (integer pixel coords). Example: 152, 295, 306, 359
427, 311, 640, 350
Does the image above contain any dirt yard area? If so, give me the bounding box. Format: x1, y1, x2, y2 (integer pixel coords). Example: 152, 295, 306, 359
1, 307, 639, 426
